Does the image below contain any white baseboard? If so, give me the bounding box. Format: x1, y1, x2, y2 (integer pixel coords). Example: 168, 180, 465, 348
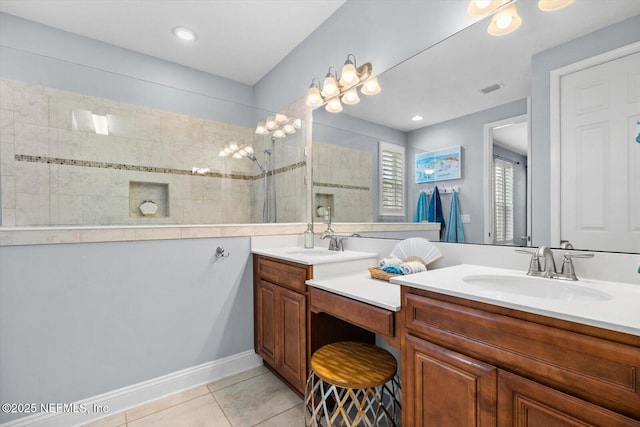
1, 350, 262, 427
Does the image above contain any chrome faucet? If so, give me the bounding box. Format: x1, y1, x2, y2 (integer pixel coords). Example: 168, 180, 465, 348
516, 245, 593, 281
321, 234, 346, 251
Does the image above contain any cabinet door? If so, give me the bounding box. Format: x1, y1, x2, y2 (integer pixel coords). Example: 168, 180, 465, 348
498, 370, 639, 427
404, 335, 497, 427
256, 279, 278, 368
278, 286, 307, 394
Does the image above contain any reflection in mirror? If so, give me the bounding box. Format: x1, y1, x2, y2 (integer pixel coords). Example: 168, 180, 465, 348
0, 71, 307, 226
311, 0, 640, 253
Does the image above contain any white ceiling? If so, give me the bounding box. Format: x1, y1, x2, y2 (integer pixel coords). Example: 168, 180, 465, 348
0, 0, 346, 85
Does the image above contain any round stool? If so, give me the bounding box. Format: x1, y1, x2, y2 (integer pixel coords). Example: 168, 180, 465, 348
304, 341, 401, 427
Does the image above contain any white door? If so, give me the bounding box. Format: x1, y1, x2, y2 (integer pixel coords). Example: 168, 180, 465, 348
560, 50, 640, 253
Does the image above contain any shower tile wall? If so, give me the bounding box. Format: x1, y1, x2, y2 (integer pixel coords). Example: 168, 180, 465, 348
312, 141, 373, 223
0, 78, 304, 226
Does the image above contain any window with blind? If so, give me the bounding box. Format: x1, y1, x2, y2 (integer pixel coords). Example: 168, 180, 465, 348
379, 141, 405, 217
494, 158, 514, 244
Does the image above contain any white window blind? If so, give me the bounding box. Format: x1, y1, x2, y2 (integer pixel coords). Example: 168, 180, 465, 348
494, 158, 514, 244
379, 141, 405, 217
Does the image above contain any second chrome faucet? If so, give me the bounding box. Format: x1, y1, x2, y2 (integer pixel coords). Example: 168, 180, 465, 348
517, 245, 593, 281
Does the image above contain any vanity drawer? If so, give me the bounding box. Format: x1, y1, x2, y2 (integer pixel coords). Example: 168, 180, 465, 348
256, 256, 310, 293
405, 293, 640, 419
310, 287, 395, 338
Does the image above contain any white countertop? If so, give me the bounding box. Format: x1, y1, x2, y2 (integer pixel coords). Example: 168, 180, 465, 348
391, 264, 640, 336
306, 273, 401, 312
252, 246, 377, 265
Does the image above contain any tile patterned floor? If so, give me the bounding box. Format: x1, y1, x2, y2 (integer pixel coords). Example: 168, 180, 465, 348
82, 366, 304, 427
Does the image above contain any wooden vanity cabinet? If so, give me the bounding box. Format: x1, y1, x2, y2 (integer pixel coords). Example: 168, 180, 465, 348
401, 287, 640, 426
254, 255, 311, 395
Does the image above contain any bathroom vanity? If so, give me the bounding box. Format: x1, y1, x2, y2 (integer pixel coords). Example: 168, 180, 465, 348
394, 265, 640, 426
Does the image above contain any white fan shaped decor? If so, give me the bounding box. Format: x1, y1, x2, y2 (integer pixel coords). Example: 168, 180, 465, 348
390, 238, 442, 267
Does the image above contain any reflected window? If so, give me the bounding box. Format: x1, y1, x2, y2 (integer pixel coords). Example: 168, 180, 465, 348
494, 158, 514, 244
379, 141, 405, 217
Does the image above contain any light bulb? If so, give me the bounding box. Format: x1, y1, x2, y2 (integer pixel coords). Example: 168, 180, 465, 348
488, 4, 522, 36
224, 146, 233, 154
275, 113, 288, 123
172, 26, 198, 41
321, 73, 339, 98
292, 118, 302, 129
232, 152, 242, 159
273, 129, 286, 138
339, 60, 359, 88
361, 77, 381, 95
283, 124, 296, 134
219, 150, 228, 157
255, 122, 268, 134
467, 0, 502, 16
238, 149, 247, 157
496, 14, 513, 29
245, 146, 254, 154
306, 85, 323, 107
229, 143, 238, 151
325, 97, 343, 113
265, 116, 278, 130
342, 87, 360, 105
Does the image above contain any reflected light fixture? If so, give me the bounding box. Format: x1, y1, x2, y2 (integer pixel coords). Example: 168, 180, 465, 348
467, 0, 502, 16
305, 54, 381, 113
255, 114, 301, 138
91, 114, 109, 135
172, 26, 198, 42
538, 0, 575, 12
412, 115, 424, 122
487, 3, 522, 36
219, 142, 253, 158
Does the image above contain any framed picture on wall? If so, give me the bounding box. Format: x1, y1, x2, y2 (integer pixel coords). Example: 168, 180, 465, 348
415, 146, 461, 183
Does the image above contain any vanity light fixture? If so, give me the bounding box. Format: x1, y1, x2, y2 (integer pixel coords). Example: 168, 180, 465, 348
538, 0, 575, 12
219, 143, 253, 159
172, 26, 198, 42
487, 3, 522, 36
305, 54, 381, 113
255, 114, 301, 138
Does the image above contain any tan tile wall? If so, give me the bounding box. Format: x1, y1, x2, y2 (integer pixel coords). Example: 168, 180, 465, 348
312, 141, 373, 223
0, 78, 306, 226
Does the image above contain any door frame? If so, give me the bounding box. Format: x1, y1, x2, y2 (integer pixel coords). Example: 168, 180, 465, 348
549, 41, 640, 247
483, 107, 531, 245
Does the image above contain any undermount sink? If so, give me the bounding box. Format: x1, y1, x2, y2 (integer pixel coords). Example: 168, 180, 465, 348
286, 249, 339, 257
462, 275, 613, 302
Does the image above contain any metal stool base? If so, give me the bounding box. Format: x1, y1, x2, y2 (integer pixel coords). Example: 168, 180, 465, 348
304, 370, 401, 427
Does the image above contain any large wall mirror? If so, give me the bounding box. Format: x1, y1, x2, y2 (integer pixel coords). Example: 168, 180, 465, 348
310, 0, 640, 254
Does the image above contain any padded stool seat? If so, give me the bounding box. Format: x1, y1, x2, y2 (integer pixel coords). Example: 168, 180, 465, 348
305, 342, 401, 427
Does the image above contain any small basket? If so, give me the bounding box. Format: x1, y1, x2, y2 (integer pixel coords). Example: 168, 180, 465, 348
369, 257, 427, 281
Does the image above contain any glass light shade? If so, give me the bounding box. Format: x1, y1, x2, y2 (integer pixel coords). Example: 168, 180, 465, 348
342, 87, 360, 105
223, 146, 233, 154
538, 0, 574, 11
325, 97, 343, 113
305, 85, 323, 107
229, 143, 238, 151
245, 146, 254, 154
255, 122, 268, 134
361, 77, 381, 95
321, 74, 339, 98
265, 116, 278, 130
283, 124, 296, 134
272, 129, 286, 138
488, 4, 522, 36
275, 113, 288, 123
292, 118, 302, 129
232, 152, 242, 159
467, 0, 502, 16
238, 148, 247, 157
339, 62, 359, 87
219, 150, 228, 157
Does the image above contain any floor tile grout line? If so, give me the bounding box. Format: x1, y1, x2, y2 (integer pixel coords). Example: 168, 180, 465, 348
207, 369, 270, 394
124, 388, 211, 424
209, 389, 234, 427
249, 402, 304, 427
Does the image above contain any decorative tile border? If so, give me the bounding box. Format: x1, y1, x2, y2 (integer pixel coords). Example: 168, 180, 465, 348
15, 155, 306, 180
313, 181, 370, 191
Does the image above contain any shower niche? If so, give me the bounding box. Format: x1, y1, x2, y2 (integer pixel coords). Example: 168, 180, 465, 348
129, 181, 169, 218
315, 193, 334, 222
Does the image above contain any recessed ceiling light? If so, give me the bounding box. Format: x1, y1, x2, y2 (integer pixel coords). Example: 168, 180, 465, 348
172, 26, 198, 42
412, 115, 424, 121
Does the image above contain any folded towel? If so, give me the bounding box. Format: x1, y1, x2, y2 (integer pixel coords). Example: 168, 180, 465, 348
414, 191, 429, 222
399, 261, 427, 275
445, 190, 465, 243
379, 257, 402, 268
381, 264, 403, 275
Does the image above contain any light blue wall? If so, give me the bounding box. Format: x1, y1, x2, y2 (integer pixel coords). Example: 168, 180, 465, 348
530, 15, 640, 247
407, 99, 528, 244
0, 237, 254, 423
